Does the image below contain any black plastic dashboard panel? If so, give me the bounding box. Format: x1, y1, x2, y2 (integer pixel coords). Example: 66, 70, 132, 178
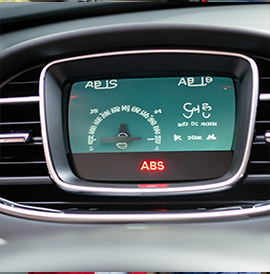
0, 3, 270, 270
1, 23, 270, 84
0, 212, 269, 271
41, 49, 258, 196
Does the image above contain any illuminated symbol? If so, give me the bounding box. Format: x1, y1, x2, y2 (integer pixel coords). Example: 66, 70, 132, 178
89, 109, 99, 115
140, 160, 165, 171
154, 109, 162, 114
154, 146, 159, 151
178, 122, 188, 127
116, 132, 128, 150
188, 135, 202, 140
202, 103, 212, 119
85, 79, 118, 90
206, 134, 217, 140
191, 121, 198, 126
147, 138, 155, 141
88, 135, 95, 145
174, 134, 182, 141
183, 102, 200, 119
153, 125, 161, 134
155, 135, 161, 144
178, 77, 213, 87
183, 102, 212, 119
202, 103, 212, 112
116, 142, 128, 149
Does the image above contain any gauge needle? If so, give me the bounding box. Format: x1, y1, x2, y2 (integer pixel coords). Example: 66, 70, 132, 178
100, 124, 141, 149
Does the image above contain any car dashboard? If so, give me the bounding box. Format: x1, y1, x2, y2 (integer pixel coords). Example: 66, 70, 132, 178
0, 2, 270, 270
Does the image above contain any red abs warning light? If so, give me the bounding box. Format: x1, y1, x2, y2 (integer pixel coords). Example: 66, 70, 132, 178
140, 160, 165, 171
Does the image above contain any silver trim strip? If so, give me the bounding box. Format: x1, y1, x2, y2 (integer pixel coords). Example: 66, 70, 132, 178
0, 96, 39, 104
259, 93, 270, 101
0, 198, 270, 223
0, 161, 46, 164
248, 174, 270, 178
0, 132, 30, 143
39, 49, 259, 196
0, 198, 61, 213
0, 121, 40, 125
0, 176, 52, 185
9, 81, 39, 84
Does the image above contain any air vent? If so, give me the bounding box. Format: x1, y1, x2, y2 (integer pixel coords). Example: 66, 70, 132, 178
247, 57, 270, 184
0, 66, 51, 185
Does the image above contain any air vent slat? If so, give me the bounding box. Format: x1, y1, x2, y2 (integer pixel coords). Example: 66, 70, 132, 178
250, 161, 270, 164
0, 103, 39, 123
246, 57, 270, 183
0, 121, 40, 125
256, 102, 270, 121
253, 135, 266, 143
9, 81, 39, 84
250, 144, 270, 161
0, 83, 39, 98
259, 78, 270, 93
0, 96, 39, 104
0, 66, 48, 181
0, 176, 52, 185
254, 122, 270, 136
257, 58, 270, 77
0, 161, 46, 164
248, 163, 270, 175
32, 137, 42, 142
1, 145, 45, 161
0, 124, 41, 140
0, 163, 48, 177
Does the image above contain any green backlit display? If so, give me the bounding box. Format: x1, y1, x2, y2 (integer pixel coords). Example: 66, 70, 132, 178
69, 76, 235, 153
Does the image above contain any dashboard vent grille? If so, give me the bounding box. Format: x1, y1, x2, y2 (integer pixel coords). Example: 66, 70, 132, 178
247, 57, 270, 183
0, 66, 50, 184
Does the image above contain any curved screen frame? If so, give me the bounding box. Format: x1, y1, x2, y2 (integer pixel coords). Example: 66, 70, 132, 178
39, 49, 259, 196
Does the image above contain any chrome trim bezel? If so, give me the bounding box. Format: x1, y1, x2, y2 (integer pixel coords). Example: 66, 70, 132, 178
0, 197, 270, 223
39, 49, 259, 196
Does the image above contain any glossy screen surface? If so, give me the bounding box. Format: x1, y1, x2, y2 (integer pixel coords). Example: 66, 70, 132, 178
68, 76, 235, 154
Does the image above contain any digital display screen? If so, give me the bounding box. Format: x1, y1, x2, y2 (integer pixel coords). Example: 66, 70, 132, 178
68, 76, 235, 155
43, 50, 256, 186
